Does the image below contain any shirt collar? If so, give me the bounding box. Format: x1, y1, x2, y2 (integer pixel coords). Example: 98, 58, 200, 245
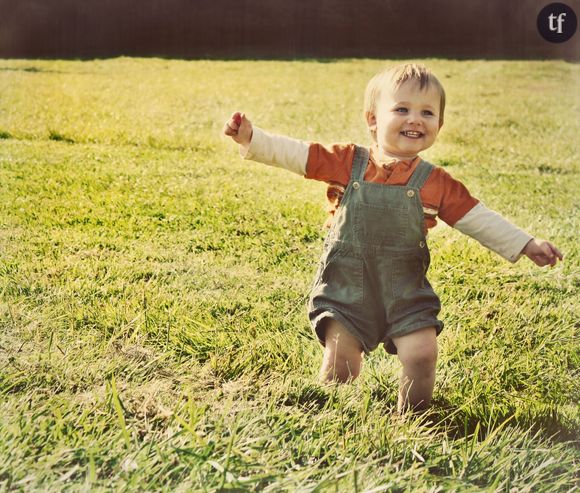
370, 145, 417, 168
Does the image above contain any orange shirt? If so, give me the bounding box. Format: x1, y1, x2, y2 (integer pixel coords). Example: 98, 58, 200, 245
305, 143, 479, 231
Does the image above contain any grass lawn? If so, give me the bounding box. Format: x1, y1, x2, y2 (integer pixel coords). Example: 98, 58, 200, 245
0, 58, 578, 491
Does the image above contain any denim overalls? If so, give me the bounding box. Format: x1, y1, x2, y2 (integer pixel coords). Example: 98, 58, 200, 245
308, 146, 443, 354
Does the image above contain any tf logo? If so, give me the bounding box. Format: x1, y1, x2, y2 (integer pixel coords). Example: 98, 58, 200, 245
537, 3, 577, 43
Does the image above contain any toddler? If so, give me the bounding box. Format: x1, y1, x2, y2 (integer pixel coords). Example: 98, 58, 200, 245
223, 63, 562, 412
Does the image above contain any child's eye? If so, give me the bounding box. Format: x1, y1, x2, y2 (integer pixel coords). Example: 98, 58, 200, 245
395, 107, 408, 113
422, 110, 434, 116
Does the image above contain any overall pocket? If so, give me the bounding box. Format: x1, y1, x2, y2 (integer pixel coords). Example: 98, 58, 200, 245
391, 251, 435, 302
354, 202, 408, 247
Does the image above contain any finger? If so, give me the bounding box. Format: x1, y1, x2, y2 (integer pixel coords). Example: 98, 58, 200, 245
224, 113, 241, 135
228, 116, 241, 131
539, 242, 555, 259
230, 112, 243, 130
542, 254, 556, 267
240, 112, 253, 129
542, 244, 561, 266
549, 244, 564, 260
223, 121, 238, 136
225, 112, 242, 131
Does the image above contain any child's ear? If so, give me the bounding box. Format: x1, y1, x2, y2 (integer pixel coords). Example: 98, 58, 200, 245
366, 111, 377, 131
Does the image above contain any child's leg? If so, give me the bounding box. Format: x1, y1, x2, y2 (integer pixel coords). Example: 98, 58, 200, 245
392, 327, 438, 412
318, 318, 364, 384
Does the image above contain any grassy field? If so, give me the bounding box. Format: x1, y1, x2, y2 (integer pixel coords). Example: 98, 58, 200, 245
0, 58, 578, 492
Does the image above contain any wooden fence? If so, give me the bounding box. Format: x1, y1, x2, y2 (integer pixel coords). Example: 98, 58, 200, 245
0, 0, 578, 60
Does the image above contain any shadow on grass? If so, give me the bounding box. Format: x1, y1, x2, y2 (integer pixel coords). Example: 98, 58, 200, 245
279, 383, 577, 444
429, 397, 578, 443
48, 130, 76, 143
281, 383, 331, 410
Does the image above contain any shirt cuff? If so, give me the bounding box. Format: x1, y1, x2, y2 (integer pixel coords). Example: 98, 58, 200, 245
453, 202, 533, 263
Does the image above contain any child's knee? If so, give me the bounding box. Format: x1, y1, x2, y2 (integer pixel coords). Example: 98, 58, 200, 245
406, 344, 437, 370
394, 327, 438, 369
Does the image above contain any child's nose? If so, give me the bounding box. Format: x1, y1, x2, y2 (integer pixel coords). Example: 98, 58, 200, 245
406, 112, 422, 124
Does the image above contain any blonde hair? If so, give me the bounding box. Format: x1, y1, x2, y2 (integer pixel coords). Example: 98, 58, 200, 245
364, 63, 446, 141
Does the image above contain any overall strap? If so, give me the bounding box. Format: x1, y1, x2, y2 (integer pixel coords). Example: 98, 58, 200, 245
351, 145, 370, 182
407, 160, 434, 189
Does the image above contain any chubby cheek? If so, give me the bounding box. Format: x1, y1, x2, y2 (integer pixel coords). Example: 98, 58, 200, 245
377, 129, 394, 146
425, 127, 439, 143
378, 120, 397, 137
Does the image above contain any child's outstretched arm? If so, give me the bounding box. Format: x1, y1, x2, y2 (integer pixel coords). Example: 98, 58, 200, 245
453, 204, 563, 266
223, 112, 309, 176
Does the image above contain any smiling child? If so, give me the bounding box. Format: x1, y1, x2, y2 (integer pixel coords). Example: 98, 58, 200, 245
223, 63, 562, 412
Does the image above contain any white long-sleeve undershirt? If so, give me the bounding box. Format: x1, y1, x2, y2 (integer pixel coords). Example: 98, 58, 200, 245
453, 203, 532, 263
241, 127, 309, 175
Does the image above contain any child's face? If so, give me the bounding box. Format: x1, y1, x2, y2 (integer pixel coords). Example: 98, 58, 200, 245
367, 80, 442, 158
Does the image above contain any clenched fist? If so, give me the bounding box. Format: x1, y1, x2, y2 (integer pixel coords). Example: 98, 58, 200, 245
223, 112, 253, 148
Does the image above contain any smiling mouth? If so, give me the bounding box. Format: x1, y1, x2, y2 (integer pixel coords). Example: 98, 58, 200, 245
401, 131, 423, 138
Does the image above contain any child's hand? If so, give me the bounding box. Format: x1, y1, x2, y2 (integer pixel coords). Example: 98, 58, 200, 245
223, 112, 253, 148
522, 239, 563, 267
